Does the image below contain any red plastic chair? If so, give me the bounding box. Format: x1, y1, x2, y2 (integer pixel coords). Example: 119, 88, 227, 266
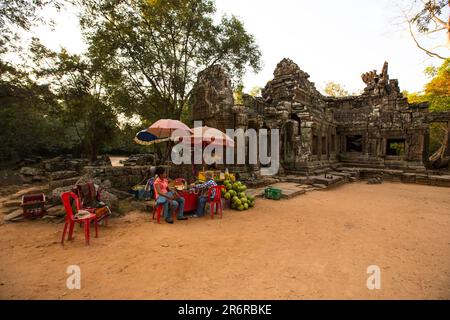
61, 192, 98, 245
152, 202, 164, 224
151, 184, 164, 224
207, 185, 225, 219
152, 196, 178, 223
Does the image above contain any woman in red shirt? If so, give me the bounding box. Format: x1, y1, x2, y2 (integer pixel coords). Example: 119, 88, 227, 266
154, 167, 186, 224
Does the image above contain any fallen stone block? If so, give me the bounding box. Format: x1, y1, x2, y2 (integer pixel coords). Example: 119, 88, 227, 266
32, 175, 46, 182
20, 167, 43, 176
101, 191, 119, 210
281, 188, 306, 199
49, 170, 79, 181
49, 177, 80, 190
51, 186, 75, 205
11, 187, 45, 198
46, 205, 65, 217
4, 209, 24, 222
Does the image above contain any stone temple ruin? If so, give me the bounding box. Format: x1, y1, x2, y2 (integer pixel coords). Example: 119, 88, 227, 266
190, 58, 450, 180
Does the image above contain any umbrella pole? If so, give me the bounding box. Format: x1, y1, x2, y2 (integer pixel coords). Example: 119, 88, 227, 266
155, 144, 163, 165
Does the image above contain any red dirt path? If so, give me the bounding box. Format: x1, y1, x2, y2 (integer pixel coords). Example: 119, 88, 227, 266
0, 182, 449, 299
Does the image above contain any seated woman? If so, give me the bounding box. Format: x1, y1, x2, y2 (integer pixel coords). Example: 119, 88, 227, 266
190, 171, 217, 218
153, 167, 186, 224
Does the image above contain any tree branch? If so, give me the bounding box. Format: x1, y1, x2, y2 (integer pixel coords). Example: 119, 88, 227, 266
408, 20, 447, 59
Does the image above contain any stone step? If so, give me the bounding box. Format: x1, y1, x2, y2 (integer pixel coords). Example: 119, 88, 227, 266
329, 171, 352, 178
11, 187, 46, 198
263, 182, 308, 199
245, 187, 266, 198
4, 209, 24, 222
309, 175, 345, 186
312, 184, 327, 190
281, 188, 306, 199
0, 207, 18, 215
429, 175, 450, 187
2, 200, 22, 208
284, 175, 309, 184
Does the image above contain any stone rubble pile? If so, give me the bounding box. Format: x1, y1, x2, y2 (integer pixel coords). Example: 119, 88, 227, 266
19, 154, 112, 186
1, 183, 121, 223
121, 154, 155, 166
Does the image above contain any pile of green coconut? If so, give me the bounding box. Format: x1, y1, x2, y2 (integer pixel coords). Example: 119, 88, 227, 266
222, 180, 255, 211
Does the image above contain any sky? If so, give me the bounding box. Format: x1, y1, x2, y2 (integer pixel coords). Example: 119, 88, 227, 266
31, 0, 448, 95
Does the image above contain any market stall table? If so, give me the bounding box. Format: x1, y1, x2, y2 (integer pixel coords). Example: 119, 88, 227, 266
178, 190, 199, 213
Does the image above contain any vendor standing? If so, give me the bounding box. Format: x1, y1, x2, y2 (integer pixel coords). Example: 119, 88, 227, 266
190, 172, 217, 217
154, 167, 186, 224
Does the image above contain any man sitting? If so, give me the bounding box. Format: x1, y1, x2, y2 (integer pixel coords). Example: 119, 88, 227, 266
153, 167, 186, 224
191, 172, 217, 218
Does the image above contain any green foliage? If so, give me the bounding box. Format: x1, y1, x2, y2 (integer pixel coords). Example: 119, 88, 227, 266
0, 60, 72, 161
76, 0, 261, 120
30, 39, 119, 161
0, 0, 261, 161
411, 0, 449, 35
233, 83, 244, 105
406, 58, 450, 154
0, 0, 62, 54
423, 58, 450, 111
248, 86, 262, 97
406, 58, 450, 112
424, 65, 438, 78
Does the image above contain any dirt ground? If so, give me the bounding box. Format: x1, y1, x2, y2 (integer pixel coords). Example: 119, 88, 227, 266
110, 156, 127, 167
0, 182, 449, 300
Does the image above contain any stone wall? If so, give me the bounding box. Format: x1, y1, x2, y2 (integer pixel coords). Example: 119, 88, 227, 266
82, 164, 196, 191
82, 166, 153, 191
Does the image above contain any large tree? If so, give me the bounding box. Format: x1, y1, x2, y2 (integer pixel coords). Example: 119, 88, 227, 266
31, 39, 119, 161
0, 56, 68, 161
0, 0, 62, 54
0, 0, 68, 161
76, 0, 261, 122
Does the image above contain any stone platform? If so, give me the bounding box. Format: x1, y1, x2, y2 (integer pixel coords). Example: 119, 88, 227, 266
246, 182, 314, 200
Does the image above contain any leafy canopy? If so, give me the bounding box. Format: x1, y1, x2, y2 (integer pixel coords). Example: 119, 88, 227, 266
406, 58, 450, 112
76, 0, 261, 121
30, 38, 119, 161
